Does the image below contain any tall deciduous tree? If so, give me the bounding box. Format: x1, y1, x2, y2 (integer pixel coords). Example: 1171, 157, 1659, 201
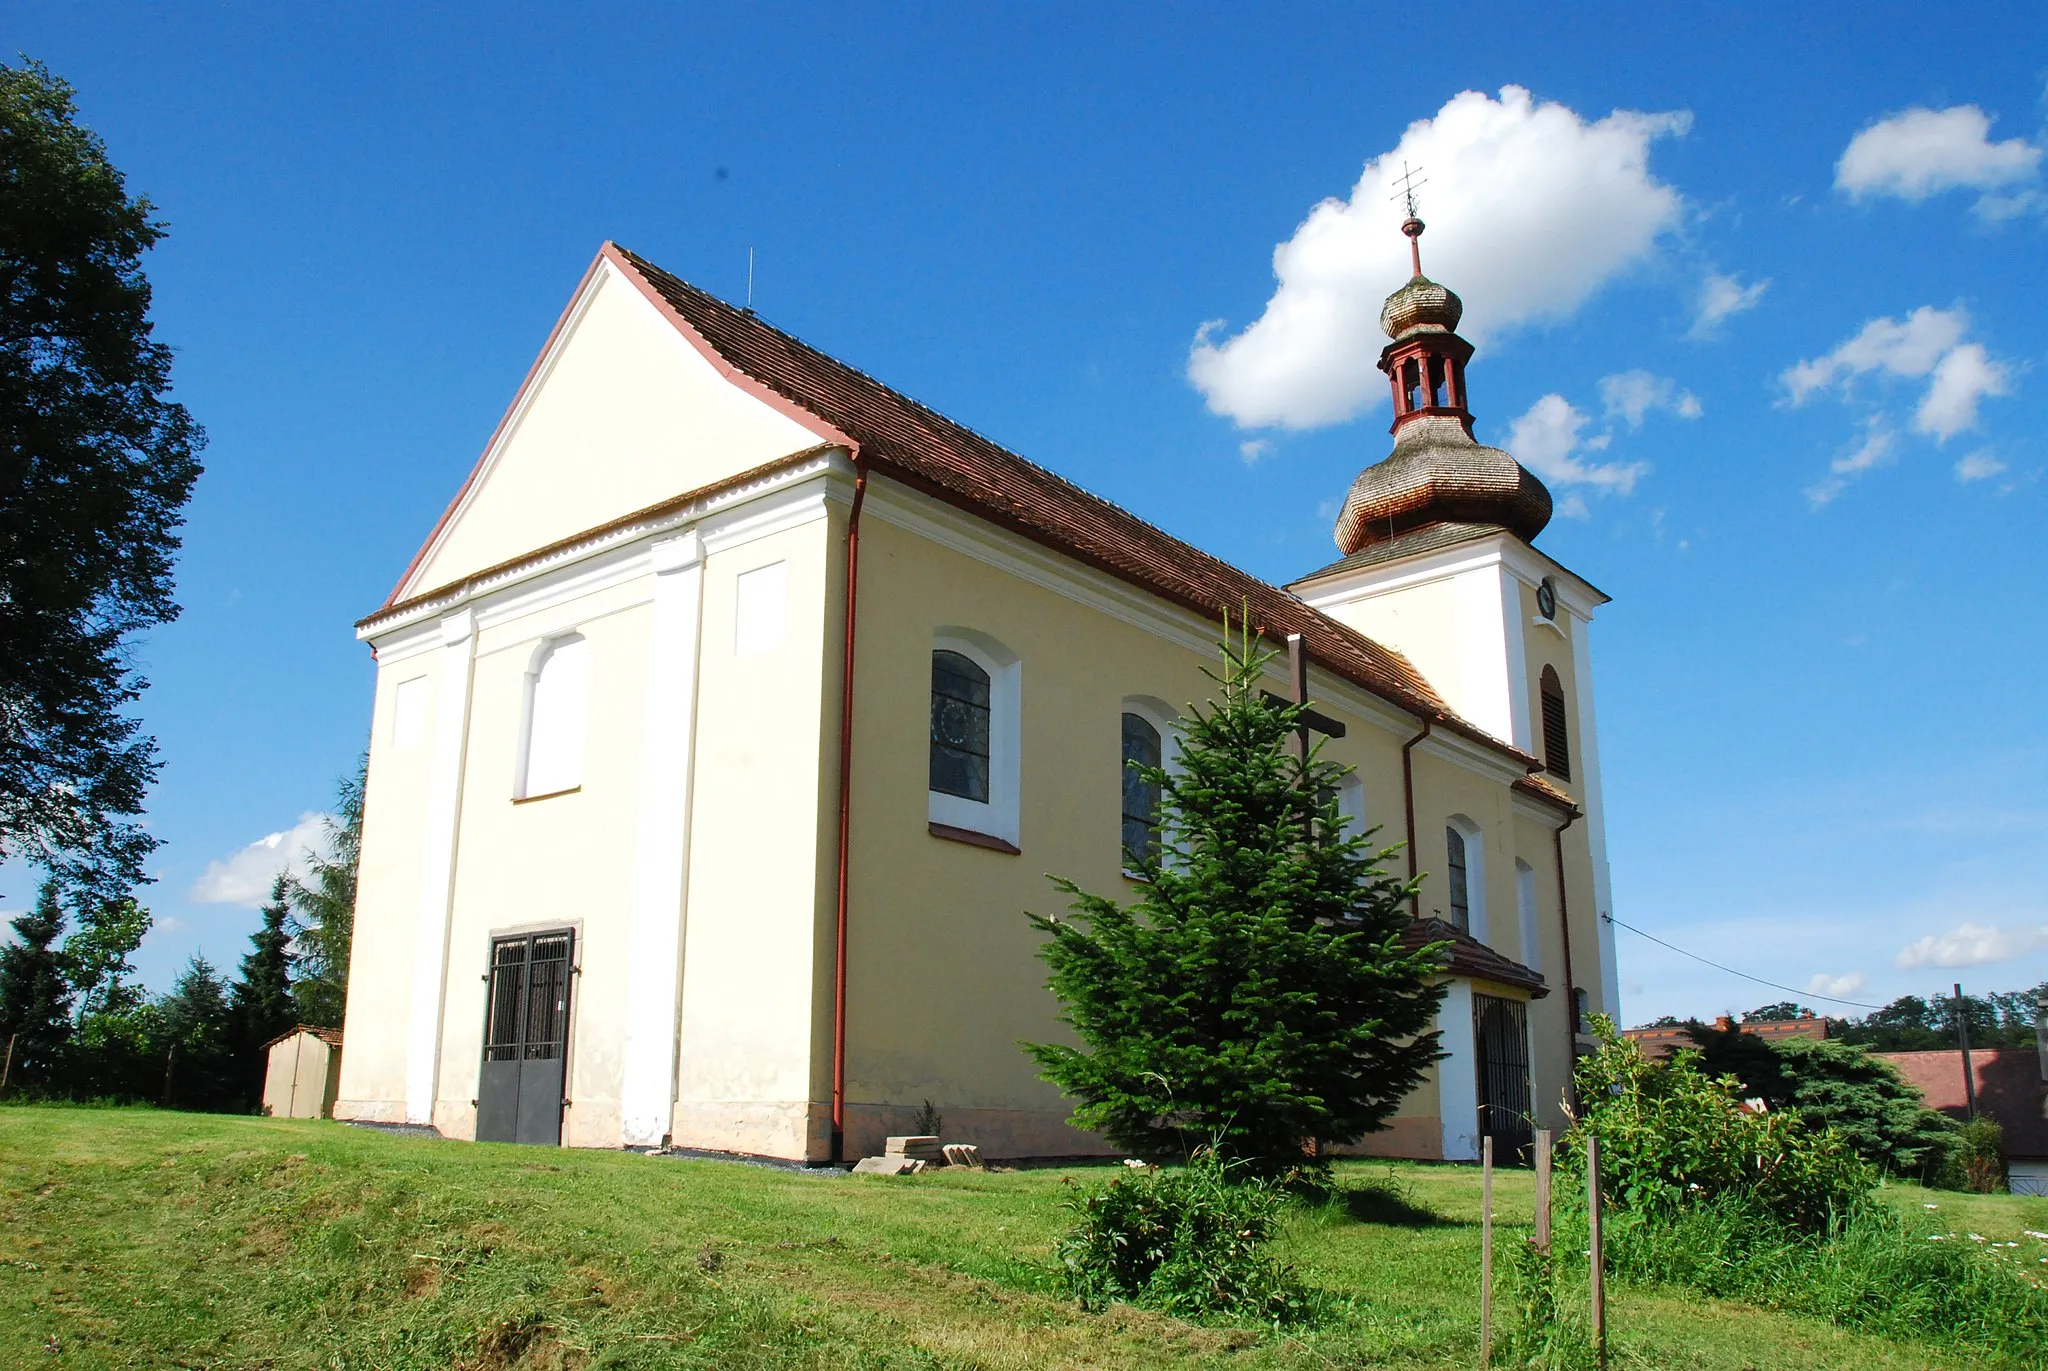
286, 757, 364, 1026
1025, 623, 1448, 1171
0, 59, 203, 897
229, 875, 296, 1106
0, 878, 74, 1090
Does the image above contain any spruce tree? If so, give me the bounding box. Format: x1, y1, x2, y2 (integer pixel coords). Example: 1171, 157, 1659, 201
0, 878, 75, 1091
157, 955, 236, 1111
1026, 622, 1449, 1170
229, 876, 296, 1107
286, 756, 364, 1026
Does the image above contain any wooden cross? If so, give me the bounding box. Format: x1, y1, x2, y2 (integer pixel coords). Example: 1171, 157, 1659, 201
1262, 633, 1347, 761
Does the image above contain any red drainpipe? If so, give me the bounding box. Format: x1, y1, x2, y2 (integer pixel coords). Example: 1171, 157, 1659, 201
830, 456, 868, 1164
1400, 718, 1432, 917
1553, 809, 1582, 1115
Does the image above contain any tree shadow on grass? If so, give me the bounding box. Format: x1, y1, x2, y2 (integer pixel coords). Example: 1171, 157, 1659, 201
1338, 1180, 1461, 1228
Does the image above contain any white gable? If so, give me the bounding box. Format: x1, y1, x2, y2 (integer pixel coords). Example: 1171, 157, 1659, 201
399, 257, 826, 598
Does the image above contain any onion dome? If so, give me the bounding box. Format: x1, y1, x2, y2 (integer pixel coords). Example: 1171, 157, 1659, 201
1379, 275, 1463, 339
1329, 216, 1553, 555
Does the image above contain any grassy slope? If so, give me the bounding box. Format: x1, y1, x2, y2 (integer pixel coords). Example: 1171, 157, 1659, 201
3, 1107, 2044, 1370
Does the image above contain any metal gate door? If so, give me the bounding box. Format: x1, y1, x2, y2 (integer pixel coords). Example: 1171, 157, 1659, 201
1473, 993, 1533, 1162
476, 930, 573, 1145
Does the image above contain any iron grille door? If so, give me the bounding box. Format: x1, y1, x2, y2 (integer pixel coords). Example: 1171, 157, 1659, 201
475, 929, 574, 1145
1473, 993, 1533, 1163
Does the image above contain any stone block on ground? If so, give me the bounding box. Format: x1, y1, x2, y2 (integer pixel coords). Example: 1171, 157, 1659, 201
851, 1156, 926, 1176
942, 1143, 983, 1168
883, 1135, 943, 1160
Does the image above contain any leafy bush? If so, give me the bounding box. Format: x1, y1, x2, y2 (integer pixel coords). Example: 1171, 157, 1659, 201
1054, 1150, 1316, 1322
1934, 1117, 2007, 1193
1683, 1024, 1957, 1178
1567, 1016, 1873, 1234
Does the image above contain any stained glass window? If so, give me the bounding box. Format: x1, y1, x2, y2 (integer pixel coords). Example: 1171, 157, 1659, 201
1120, 712, 1162, 865
930, 650, 991, 802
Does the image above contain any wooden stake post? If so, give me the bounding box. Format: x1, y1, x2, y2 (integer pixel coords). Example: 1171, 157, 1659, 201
1533, 1127, 1552, 1252
1479, 1134, 1494, 1366
1587, 1133, 1606, 1369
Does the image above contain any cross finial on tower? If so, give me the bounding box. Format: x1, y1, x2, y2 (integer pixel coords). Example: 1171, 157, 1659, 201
1388, 162, 1428, 276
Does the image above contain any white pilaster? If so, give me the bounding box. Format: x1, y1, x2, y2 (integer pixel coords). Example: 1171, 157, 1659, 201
406, 608, 478, 1125
1568, 612, 1620, 1021
1499, 572, 1532, 752
1454, 568, 1515, 745
1437, 980, 1479, 1161
619, 532, 708, 1145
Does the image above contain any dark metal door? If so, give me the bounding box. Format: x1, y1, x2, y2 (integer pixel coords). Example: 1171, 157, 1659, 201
476, 930, 573, 1145
1473, 993, 1533, 1162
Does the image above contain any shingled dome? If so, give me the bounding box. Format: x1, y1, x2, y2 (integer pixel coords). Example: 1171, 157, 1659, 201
1330, 218, 1553, 555
1379, 275, 1463, 339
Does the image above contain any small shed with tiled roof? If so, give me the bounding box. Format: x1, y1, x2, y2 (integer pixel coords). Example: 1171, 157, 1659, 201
261, 1025, 343, 1120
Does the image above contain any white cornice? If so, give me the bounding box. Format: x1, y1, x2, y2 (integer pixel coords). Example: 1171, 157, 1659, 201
864, 477, 1432, 744
360, 450, 850, 647
1417, 726, 1530, 786
1294, 531, 1609, 620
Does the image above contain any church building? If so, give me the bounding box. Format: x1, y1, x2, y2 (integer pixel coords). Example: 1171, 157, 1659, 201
334, 219, 1620, 1163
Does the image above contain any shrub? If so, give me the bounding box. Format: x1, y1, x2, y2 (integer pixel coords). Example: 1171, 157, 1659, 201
1054, 1149, 1316, 1323
1567, 1016, 1873, 1234
1934, 1117, 2007, 1193
1683, 1024, 1957, 1178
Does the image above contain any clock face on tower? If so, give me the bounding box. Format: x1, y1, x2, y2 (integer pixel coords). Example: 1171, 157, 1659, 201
1536, 577, 1557, 621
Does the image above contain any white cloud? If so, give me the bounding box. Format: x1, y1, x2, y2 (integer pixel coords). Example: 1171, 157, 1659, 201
1805, 971, 1867, 999
1689, 272, 1769, 338
188, 813, 333, 907
1916, 343, 2011, 441
1238, 438, 1274, 464
1784, 307, 2013, 498
1782, 306, 1970, 403
1955, 449, 2008, 482
1895, 920, 2048, 970
1504, 394, 1649, 496
1189, 86, 1689, 430
1600, 369, 1701, 428
1805, 421, 1897, 508
1836, 105, 2043, 216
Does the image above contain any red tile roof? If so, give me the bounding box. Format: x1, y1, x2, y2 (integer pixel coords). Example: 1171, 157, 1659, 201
1403, 917, 1547, 996
1876, 1049, 2048, 1158
600, 245, 1533, 766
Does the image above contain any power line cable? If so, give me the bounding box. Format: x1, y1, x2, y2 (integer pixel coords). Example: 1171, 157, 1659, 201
1600, 912, 1885, 1011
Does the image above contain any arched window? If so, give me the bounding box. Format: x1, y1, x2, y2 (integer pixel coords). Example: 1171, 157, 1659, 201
1445, 815, 1486, 939
520, 635, 589, 798
930, 650, 991, 803
928, 631, 1022, 848
1540, 666, 1571, 781
1120, 712, 1163, 865
1515, 858, 1540, 973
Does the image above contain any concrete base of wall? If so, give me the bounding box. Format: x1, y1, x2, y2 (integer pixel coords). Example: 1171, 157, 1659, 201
1332, 1113, 1444, 1160
334, 1098, 409, 1125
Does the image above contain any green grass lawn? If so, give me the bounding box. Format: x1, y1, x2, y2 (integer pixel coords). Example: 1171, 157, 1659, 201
4, 1106, 2045, 1369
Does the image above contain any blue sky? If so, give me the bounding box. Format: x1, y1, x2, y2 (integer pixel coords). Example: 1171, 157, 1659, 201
5, 4, 2046, 1021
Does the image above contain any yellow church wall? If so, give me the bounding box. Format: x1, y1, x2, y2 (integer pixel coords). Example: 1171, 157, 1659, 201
406, 260, 824, 598
834, 488, 1537, 1159
1317, 574, 1473, 727
334, 651, 440, 1121
426, 575, 662, 1146
668, 509, 840, 1160
1517, 576, 1582, 802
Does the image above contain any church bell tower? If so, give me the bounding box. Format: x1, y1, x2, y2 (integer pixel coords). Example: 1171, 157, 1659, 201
1289, 212, 1620, 1019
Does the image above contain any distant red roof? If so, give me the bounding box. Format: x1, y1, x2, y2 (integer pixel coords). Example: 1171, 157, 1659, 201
1623, 1015, 1830, 1061
1876, 1049, 2048, 1159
